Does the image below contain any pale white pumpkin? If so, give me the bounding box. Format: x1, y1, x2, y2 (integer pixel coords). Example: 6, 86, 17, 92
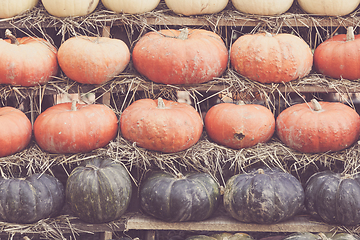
231, 0, 293, 15
165, 0, 229, 16
42, 0, 99, 17
297, 0, 360, 16
0, 0, 38, 18
101, 0, 160, 14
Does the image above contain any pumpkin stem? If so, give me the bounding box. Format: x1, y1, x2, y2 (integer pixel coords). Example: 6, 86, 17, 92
71, 99, 77, 111
85, 164, 99, 171
177, 28, 189, 40
310, 99, 322, 111
176, 172, 184, 179
237, 100, 246, 106
5, 29, 20, 45
157, 98, 166, 109
265, 32, 273, 37
257, 169, 265, 174
346, 26, 355, 42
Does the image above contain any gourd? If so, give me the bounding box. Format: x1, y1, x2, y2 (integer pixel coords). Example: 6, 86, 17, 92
230, 32, 313, 83
57, 35, 130, 84
140, 171, 220, 222
223, 167, 304, 224
0, 173, 65, 224
276, 99, 360, 153
205, 101, 275, 149
66, 158, 132, 223
33, 101, 118, 154
101, 0, 160, 14
297, 0, 360, 16
0, 0, 38, 18
120, 98, 203, 153
132, 28, 228, 85
42, 0, 99, 17
0, 106, 32, 157
231, 0, 293, 16
164, 0, 228, 16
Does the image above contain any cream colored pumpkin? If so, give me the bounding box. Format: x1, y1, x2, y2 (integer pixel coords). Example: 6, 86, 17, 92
165, 0, 229, 16
0, 0, 38, 18
101, 0, 160, 14
297, 0, 360, 16
231, 0, 293, 15
42, 0, 99, 17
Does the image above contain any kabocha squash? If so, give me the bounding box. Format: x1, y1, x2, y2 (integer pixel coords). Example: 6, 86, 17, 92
231, 0, 293, 16
205, 101, 275, 149
276, 99, 360, 153
140, 171, 220, 222
0, 173, 65, 224
0, 29, 58, 86
132, 28, 228, 85
66, 158, 132, 223
42, 0, 99, 17
314, 26, 360, 80
34, 101, 118, 154
230, 32, 313, 83
101, 0, 160, 14
164, 0, 228, 16
223, 167, 304, 224
0, 107, 32, 157
0, 0, 38, 18
297, 0, 360, 16
284, 232, 360, 240
120, 98, 203, 153
57, 36, 130, 84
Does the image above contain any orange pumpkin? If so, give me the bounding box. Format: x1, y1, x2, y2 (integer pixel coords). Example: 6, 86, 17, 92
132, 28, 228, 85
120, 98, 203, 153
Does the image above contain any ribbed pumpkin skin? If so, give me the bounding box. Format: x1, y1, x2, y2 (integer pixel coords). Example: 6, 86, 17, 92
276, 100, 360, 153
101, 0, 160, 14
223, 168, 304, 224
0, 0, 38, 18
164, 0, 228, 16
42, 0, 99, 17
120, 98, 203, 153
211, 233, 255, 240
57, 36, 130, 84
297, 0, 360, 16
0, 107, 32, 157
66, 158, 132, 223
34, 102, 118, 154
132, 29, 228, 85
205, 102, 275, 149
140, 171, 220, 222
231, 0, 293, 15
0, 173, 65, 224
230, 32, 313, 83
305, 171, 360, 226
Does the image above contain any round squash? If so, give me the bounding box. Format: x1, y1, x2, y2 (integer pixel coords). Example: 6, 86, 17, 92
0, 106, 32, 157
164, 0, 229, 16
223, 167, 304, 224
297, 0, 360, 16
0, 0, 38, 18
101, 0, 160, 14
132, 28, 228, 85
276, 99, 360, 153
66, 158, 132, 223
231, 0, 293, 15
120, 98, 203, 153
34, 101, 118, 154
205, 101, 275, 149
57, 36, 130, 84
314, 26, 360, 80
41, 0, 99, 17
0, 173, 65, 224
140, 171, 220, 222
211, 233, 254, 240
230, 32, 313, 83
0, 29, 58, 86
284, 233, 360, 240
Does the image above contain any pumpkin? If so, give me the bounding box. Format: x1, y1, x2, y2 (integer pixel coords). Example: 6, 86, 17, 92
230, 32, 313, 83
41, 0, 99, 17
0, 29, 58, 86
140, 171, 220, 222
132, 28, 228, 85
231, 0, 293, 16
284, 232, 360, 240
57, 36, 130, 84
314, 26, 360, 80
305, 171, 360, 225
66, 158, 132, 223
276, 99, 360, 153
0, 106, 32, 157
205, 101, 275, 149
223, 167, 304, 224
101, 0, 160, 14
0, 173, 65, 224
120, 98, 203, 153
0, 0, 38, 18
297, 0, 360, 16
186, 234, 253, 240
164, 0, 228, 16
33, 101, 118, 154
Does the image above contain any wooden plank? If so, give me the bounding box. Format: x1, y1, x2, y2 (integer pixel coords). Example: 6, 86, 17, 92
100, 231, 113, 240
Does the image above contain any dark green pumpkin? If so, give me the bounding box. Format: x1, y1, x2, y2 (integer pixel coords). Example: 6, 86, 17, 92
283, 233, 360, 240
0, 173, 65, 224
66, 158, 132, 223
140, 171, 220, 222
305, 170, 360, 225
223, 167, 304, 224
